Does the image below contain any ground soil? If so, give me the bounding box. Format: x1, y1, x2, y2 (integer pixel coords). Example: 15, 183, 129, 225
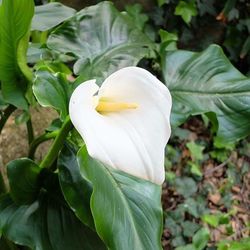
0, 107, 57, 187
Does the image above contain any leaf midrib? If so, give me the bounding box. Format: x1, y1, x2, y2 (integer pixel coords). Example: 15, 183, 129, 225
170, 88, 250, 97
98, 165, 146, 250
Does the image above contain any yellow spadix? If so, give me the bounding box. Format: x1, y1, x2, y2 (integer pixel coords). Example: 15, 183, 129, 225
95, 98, 138, 113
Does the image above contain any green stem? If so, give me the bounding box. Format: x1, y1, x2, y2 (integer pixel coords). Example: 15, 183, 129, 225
0, 105, 16, 135
29, 130, 58, 159
17, 31, 33, 83
0, 171, 6, 194
40, 116, 72, 169
26, 119, 34, 145
31, 30, 41, 43
40, 30, 48, 44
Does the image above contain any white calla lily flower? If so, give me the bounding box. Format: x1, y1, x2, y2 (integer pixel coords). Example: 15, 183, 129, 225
69, 67, 172, 185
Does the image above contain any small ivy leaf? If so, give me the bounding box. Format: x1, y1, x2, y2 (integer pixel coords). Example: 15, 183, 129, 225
186, 141, 205, 161
159, 29, 178, 53
175, 177, 197, 198
182, 221, 201, 237
174, 0, 198, 24
165, 217, 182, 236
188, 162, 203, 177
124, 4, 148, 31
193, 228, 210, 250
202, 214, 220, 227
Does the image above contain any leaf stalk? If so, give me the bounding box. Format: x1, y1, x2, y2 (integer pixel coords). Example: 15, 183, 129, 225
0, 105, 16, 135
28, 130, 58, 159
39, 116, 72, 169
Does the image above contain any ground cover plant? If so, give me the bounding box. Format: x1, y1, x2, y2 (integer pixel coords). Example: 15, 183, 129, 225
0, 0, 249, 249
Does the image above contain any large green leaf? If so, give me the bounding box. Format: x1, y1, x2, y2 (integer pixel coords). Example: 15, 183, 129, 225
77, 147, 163, 250
58, 144, 94, 229
7, 158, 41, 205
31, 2, 76, 32
0, 173, 105, 250
162, 44, 250, 143
33, 70, 72, 120
0, 0, 34, 109
47, 1, 153, 80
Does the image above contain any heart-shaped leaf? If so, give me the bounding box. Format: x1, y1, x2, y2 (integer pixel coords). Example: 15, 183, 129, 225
77, 147, 163, 250
33, 70, 72, 120
162, 44, 250, 143
7, 158, 41, 205
0, 0, 34, 109
47, 1, 153, 80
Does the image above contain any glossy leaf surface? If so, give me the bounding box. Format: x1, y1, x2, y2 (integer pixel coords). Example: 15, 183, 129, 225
78, 147, 163, 250
33, 70, 72, 120
7, 158, 41, 204
47, 1, 153, 80
162, 45, 250, 143
58, 144, 94, 229
0, 173, 105, 250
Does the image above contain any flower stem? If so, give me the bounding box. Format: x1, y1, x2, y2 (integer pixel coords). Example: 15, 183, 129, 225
29, 130, 58, 159
26, 118, 34, 145
39, 116, 72, 169
0, 105, 16, 135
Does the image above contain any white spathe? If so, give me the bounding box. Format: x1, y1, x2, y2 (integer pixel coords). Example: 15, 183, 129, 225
69, 67, 172, 185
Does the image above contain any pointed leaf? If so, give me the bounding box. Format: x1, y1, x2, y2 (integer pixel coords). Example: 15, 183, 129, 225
77, 147, 163, 250
33, 70, 72, 120
47, 2, 153, 80
162, 45, 250, 143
